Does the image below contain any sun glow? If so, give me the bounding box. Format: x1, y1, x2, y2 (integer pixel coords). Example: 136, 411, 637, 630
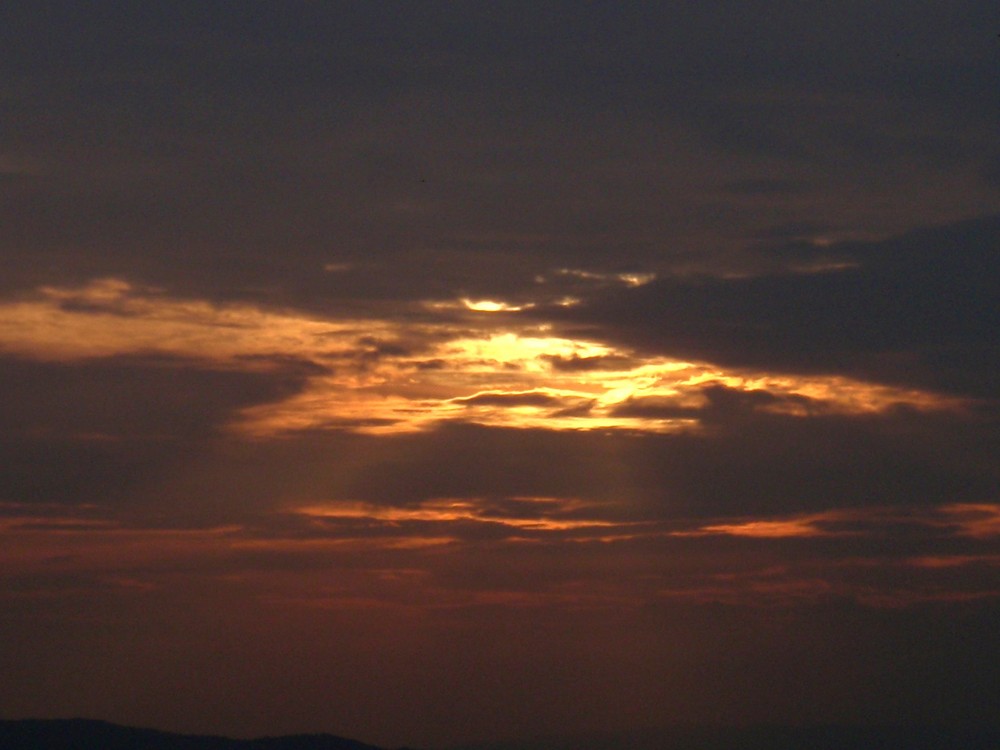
462, 298, 532, 312
0, 278, 968, 437
693, 519, 825, 538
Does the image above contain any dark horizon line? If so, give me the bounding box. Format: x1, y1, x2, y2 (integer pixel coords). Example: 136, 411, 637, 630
0, 717, 413, 750
5, 716, 1000, 750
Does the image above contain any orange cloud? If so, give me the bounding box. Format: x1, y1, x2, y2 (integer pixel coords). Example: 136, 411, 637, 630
939, 503, 1000, 538
0, 279, 969, 441
691, 518, 827, 538
292, 497, 634, 534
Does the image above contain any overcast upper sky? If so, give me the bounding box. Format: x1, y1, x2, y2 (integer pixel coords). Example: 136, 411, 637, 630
1, 3, 999, 748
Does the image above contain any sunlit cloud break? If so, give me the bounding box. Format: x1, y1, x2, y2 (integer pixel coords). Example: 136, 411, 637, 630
293, 496, 630, 532
0, 279, 971, 438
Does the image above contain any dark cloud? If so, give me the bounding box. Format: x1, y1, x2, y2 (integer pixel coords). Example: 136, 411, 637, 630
542, 354, 638, 372
721, 178, 807, 196
106, 399, 997, 529
0, 3, 995, 308
0, 354, 309, 441
0, 354, 311, 510
610, 385, 826, 422
553, 215, 1000, 398
751, 221, 839, 242
455, 391, 563, 408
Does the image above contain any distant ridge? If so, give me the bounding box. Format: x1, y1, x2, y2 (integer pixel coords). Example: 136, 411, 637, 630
0, 719, 417, 750
6, 720, 1000, 750
449, 724, 1000, 750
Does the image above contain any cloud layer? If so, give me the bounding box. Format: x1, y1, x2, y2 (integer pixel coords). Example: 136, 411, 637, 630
1, 3, 998, 747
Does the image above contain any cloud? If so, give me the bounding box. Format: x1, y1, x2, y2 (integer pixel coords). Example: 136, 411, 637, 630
552, 214, 1000, 399
1, 3, 995, 320
453, 390, 565, 408
0, 352, 314, 515
147, 397, 999, 528
0, 354, 309, 441
1, 7, 998, 744
722, 178, 807, 196
0, 271, 992, 531
542, 353, 638, 372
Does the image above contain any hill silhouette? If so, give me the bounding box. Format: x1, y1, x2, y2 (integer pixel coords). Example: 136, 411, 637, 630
452, 724, 1000, 750
4, 719, 1000, 750
0, 719, 415, 750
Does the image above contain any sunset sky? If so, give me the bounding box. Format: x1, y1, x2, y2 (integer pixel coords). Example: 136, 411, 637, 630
2, 3, 999, 748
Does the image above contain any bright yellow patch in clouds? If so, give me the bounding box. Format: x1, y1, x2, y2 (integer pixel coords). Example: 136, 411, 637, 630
427, 298, 534, 312
0, 278, 966, 437
294, 496, 628, 533
690, 518, 827, 538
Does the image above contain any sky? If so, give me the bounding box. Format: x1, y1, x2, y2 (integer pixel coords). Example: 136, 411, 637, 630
1, 3, 999, 748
